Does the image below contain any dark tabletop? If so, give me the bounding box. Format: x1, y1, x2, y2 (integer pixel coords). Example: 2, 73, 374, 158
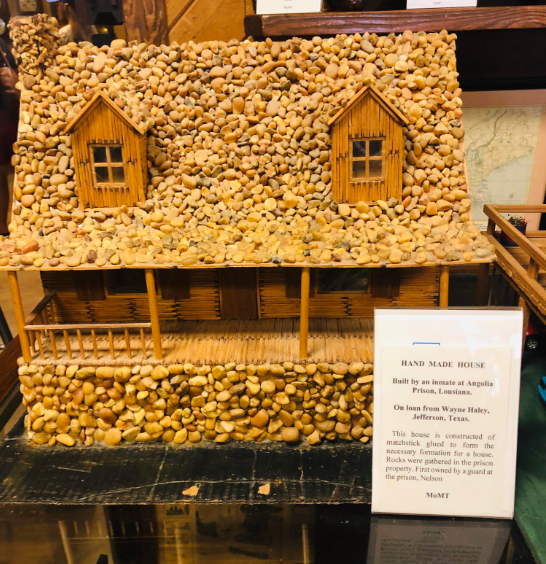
0, 503, 537, 564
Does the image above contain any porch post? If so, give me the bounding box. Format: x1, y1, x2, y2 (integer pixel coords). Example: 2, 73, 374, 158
7, 271, 32, 362
299, 267, 310, 359
439, 265, 449, 307
145, 269, 162, 360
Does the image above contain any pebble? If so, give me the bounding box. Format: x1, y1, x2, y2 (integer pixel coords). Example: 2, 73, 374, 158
21, 361, 375, 447
104, 428, 122, 446
56, 433, 75, 447
1, 20, 493, 271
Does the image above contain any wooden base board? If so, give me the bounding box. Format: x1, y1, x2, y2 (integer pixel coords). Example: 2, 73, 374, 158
0, 417, 372, 504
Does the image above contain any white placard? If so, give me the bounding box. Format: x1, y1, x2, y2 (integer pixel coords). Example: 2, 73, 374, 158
407, 0, 477, 8
372, 309, 522, 519
256, 0, 322, 15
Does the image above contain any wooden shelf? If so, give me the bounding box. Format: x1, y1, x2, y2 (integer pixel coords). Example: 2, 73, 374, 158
245, 5, 546, 37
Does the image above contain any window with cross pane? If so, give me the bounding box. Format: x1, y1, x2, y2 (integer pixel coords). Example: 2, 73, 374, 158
351, 139, 383, 180
91, 145, 125, 186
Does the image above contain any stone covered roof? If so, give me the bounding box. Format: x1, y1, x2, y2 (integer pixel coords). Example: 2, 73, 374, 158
0, 15, 495, 270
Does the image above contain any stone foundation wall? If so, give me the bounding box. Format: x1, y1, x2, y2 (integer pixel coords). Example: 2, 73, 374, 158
19, 361, 373, 447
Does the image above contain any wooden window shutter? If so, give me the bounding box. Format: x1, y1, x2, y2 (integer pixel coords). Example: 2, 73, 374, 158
158, 270, 191, 300
370, 269, 401, 298
285, 268, 315, 298
75, 272, 106, 301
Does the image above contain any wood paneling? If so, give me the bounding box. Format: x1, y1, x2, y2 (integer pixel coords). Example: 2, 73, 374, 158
245, 6, 546, 37
40, 270, 220, 322
122, 0, 169, 45
167, 0, 245, 45
75, 272, 106, 301
158, 270, 191, 300
218, 268, 258, 320
370, 269, 401, 298
285, 268, 315, 299
260, 267, 439, 318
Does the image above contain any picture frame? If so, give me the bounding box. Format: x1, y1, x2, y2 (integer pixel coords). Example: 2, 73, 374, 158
461, 90, 546, 231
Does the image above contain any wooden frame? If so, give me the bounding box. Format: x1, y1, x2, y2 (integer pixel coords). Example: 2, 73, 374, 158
104, 270, 158, 298
461, 90, 546, 230
350, 138, 385, 182
245, 6, 546, 37
315, 268, 371, 295
90, 144, 126, 188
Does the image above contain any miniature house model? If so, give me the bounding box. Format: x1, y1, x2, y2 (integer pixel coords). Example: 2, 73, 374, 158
1, 18, 495, 448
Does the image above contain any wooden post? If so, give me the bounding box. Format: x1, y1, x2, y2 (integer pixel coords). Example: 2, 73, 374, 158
7, 271, 32, 362
145, 269, 162, 360
300, 267, 310, 359
527, 258, 539, 280
476, 263, 489, 306
439, 265, 449, 307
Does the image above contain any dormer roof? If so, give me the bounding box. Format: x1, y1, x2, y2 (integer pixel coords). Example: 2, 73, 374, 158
64, 90, 145, 136
327, 84, 410, 128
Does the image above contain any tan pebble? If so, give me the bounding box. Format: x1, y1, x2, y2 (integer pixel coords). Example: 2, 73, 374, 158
261, 380, 276, 394
174, 429, 188, 443
189, 375, 208, 386
56, 433, 75, 447
307, 430, 321, 445
104, 428, 122, 446
250, 409, 269, 428
151, 366, 169, 380
281, 427, 300, 443
333, 363, 348, 375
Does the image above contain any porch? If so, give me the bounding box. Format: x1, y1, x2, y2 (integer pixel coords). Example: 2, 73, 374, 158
7, 266, 443, 367
23, 316, 374, 366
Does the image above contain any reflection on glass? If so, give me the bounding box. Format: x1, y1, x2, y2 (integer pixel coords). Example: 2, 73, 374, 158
111, 167, 125, 184
353, 141, 367, 158
369, 160, 382, 178
366, 516, 511, 564
93, 146, 107, 163
110, 146, 123, 163
352, 161, 367, 179
318, 268, 369, 293
94, 167, 109, 183
369, 140, 382, 156
107, 270, 147, 294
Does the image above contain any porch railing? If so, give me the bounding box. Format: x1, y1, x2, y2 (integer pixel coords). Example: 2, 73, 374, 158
483, 203, 546, 324
24, 321, 153, 362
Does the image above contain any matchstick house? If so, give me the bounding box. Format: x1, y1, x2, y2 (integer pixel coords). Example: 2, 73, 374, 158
1, 15, 495, 448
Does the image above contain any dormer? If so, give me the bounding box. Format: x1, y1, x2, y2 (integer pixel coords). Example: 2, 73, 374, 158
328, 84, 409, 204
64, 91, 147, 209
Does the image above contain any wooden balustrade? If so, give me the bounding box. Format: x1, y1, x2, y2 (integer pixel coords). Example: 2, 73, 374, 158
483, 204, 546, 328
23, 322, 153, 362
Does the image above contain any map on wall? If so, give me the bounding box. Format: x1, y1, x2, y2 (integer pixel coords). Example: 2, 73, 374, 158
463, 105, 544, 222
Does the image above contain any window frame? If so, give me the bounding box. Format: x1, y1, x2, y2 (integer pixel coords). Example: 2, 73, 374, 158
315, 268, 371, 295
350, 137, 384, 181
103, 270, 159, 298
90, 144, 126, 188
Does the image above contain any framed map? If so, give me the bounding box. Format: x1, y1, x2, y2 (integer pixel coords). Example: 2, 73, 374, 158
461, 91, 546, 229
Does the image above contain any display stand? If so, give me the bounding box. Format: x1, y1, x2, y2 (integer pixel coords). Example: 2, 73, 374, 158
0, 418, 372, 504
